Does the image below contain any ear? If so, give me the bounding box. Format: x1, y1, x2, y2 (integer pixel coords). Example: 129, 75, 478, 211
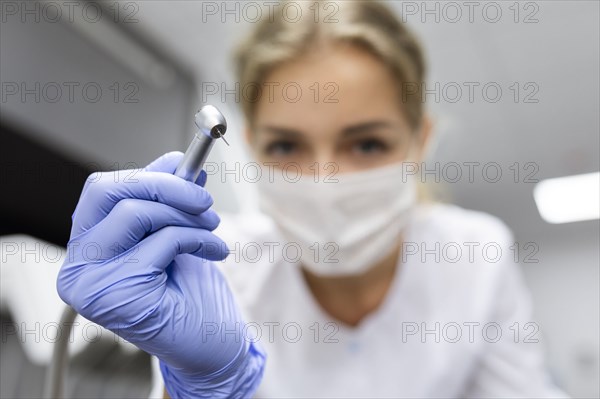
243, 124, 252, 145
416, 114, 434, 161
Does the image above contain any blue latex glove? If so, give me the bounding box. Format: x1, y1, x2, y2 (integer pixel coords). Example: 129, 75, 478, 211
57, 151, 266, 398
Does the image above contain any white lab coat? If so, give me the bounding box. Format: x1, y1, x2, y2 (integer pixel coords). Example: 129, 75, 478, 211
0, 202, 567, 397
161, 201, 565, 398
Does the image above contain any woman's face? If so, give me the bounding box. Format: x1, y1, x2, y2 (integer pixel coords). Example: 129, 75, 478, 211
247, 43, 430, 174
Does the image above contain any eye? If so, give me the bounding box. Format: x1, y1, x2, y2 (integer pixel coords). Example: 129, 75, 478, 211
352, 138, 388, 155
264, 140, 297, 156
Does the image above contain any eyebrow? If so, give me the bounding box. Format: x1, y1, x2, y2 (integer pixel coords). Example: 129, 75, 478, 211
340, 120, 393, 137
258, 120, 393, 138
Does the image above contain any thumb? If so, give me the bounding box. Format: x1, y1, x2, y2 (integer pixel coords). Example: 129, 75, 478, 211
144, 151, 184, 174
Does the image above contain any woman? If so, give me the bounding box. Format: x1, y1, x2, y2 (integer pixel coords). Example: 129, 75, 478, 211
57, 1, 565, 397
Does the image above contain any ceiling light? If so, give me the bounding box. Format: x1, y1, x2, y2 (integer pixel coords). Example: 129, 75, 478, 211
533, 172, 600, 224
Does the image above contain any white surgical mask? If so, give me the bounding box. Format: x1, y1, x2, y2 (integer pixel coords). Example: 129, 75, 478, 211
256, 161, 418, 276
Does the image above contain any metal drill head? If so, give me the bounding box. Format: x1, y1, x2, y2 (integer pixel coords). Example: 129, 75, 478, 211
194, 105, 227, 139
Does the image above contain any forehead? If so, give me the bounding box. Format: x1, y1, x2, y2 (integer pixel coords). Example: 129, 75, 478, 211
253, 44, 407, 135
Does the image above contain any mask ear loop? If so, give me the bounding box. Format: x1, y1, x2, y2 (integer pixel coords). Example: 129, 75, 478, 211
418, 113, 442, 164
399, 127, 421, 167
401, 126, 434, 203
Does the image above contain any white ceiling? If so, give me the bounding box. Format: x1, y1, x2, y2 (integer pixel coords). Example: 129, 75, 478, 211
117, 0, 600, 240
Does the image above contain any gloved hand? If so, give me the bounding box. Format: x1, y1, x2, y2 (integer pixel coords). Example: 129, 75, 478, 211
57, 151, 266, 398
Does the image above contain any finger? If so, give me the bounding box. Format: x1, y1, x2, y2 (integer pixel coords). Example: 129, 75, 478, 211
79, 199, 221, 254
78, 152, 184, 201
196, 170, 208, 187
135, 226, 229, 272
72, 172, 213, 237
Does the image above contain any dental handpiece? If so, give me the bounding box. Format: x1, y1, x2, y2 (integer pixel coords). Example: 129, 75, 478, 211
44, 106, 228, 399
175, 105, 228, 182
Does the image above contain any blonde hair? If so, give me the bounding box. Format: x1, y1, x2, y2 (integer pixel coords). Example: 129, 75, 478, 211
233, 0, 427, 130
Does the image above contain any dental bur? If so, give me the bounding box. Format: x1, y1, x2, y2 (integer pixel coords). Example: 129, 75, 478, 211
175, 105, 229, 182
